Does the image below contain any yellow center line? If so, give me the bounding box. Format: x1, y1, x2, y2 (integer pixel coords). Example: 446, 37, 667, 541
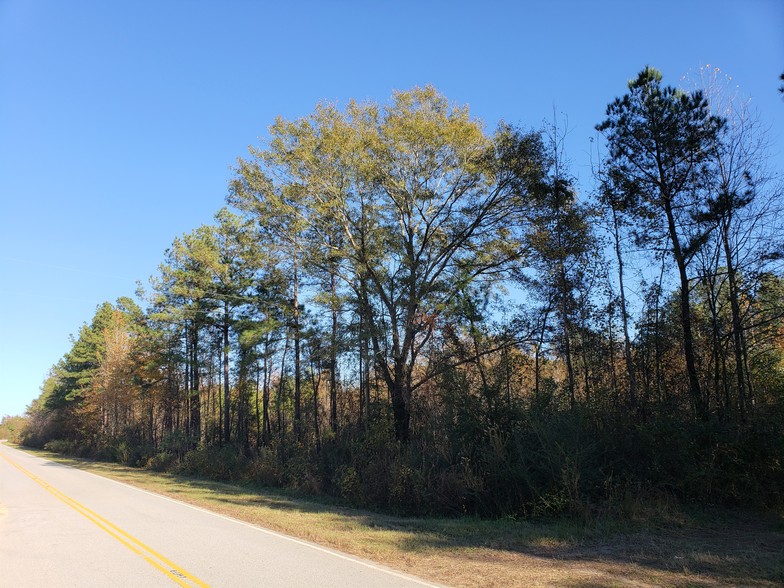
0, 450, 210, 588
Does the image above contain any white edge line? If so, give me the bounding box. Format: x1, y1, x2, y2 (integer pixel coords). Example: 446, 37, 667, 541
8, 445, 446, 588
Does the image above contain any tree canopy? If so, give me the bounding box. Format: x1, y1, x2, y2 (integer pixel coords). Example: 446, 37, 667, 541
20, 78, 784, 517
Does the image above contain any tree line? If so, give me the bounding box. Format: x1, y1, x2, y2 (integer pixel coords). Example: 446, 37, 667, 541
20, 68, 784, 516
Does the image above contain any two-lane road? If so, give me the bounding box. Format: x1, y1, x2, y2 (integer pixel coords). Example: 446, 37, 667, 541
0, 442, 441, 587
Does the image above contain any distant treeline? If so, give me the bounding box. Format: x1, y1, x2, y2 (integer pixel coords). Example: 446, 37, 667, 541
21, 68, 784, 516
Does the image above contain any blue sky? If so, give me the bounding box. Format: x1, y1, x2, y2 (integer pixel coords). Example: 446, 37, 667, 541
1, 0, 782, 417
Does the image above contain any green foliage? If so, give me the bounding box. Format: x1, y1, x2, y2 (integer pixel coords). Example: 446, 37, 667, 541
177, 445, 247, 481
52, 302, 117, 407
246, 447, 281, 486
43, 439, 80, 454
146, 452, 176, 472
159, 430, 191, 460
230, 86, 547, 442
0, 414, 28, 443
333, 465, 361, 502
19, 79, 784, 521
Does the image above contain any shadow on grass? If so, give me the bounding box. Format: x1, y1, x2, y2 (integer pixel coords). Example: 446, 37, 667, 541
36, 451, 784, 586
159, 474, 784, 585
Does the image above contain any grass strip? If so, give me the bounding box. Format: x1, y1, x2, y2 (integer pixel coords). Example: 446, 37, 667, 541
18, 447, 784, 588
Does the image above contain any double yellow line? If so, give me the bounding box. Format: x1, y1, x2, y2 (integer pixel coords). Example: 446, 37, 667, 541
0, 450, 209, 587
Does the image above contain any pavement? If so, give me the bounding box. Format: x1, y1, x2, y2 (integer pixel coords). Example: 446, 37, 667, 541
0, 441, 442, 587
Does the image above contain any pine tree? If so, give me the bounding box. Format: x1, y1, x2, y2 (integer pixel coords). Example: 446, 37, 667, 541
597, 67, 724, 420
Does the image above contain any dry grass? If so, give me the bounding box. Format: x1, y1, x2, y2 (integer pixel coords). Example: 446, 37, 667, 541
20, 448, 784, 587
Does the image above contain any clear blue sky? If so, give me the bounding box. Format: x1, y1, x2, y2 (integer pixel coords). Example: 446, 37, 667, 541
1, 0, 782, 417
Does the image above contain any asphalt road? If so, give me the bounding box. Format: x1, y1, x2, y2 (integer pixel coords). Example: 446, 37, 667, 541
0, 442, 441, 587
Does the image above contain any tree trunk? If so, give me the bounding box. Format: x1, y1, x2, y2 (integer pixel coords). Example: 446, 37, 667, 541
190, 324, 200, 446
358, 309, 365, 423
310, 356, 321, 451
580, 332, 591, 404
390, 377, 411, 443
262, 334, 271, 444
654, 258, 665, 404
706, 274, 723, 417
559, 264, 576, 409
664, 199, 705, 419
223, 301, 231, 444
534, 306, 550, 400
358, 277, 372, 424
277, 335, 289, 442
255, 359, 261, 451
611, 207, 638, 408
722, 219, 747, 422
293, 255, 302, 441
329, 271, 338, 434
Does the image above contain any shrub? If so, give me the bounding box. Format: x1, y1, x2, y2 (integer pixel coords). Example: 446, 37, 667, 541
333, 465, 361, 502
146, 452, 176, 472
247, 447, 281, 486
388, 462, 427, 514
177, 445, 246, 481
44, 439, 78, 454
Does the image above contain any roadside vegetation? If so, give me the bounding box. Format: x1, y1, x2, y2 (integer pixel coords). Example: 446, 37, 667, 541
20, 447, 784, 587
16, 66, 784, 534
0, 415, 26, 443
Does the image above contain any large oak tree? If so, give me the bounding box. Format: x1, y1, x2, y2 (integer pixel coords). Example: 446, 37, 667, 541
231, 87, 546, 441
